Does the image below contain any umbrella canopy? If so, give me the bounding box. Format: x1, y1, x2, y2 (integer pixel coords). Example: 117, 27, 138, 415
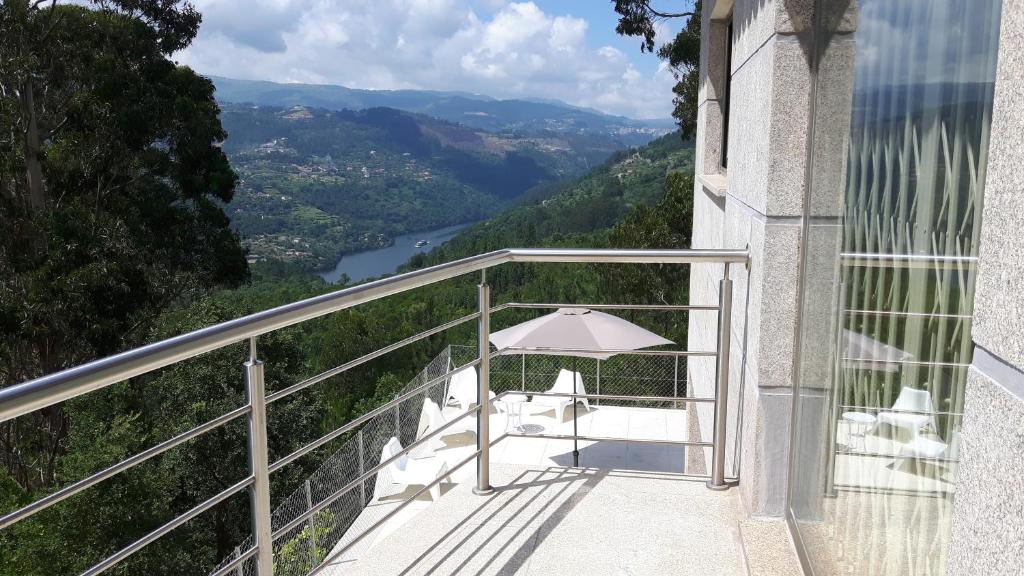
489, 308, 673, 359
841, 329, 914, 373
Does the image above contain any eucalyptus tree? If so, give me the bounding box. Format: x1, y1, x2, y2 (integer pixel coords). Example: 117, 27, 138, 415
0, 0, 246, 491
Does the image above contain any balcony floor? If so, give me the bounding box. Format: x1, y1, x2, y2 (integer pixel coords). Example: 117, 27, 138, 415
341, 463, 744, 576
321, 404, 703, 573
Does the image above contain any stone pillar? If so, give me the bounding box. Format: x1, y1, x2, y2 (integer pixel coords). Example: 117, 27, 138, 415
948, 3, 1024, 573
688, 0, 816, 516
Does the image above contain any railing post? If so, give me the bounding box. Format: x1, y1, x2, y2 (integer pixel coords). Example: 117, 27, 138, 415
474, 271, 494, 495
357, 429, 366, 505
233, 546, 243, 576
824, 281, 847, 497
708, 269, 733, 491
245, 337, 275, 574
674, 354, 680, 409
521, 353, 526, 392
394, 395, 401, 439
303, 479, 316, 566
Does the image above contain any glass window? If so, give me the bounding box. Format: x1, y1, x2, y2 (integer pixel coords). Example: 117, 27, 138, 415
787, 1, 1001, 574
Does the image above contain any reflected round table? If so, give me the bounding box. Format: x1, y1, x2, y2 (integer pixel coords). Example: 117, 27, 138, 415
842, 411, 876, 452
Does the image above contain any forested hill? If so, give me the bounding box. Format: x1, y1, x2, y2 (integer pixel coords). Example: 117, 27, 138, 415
405, 130, 695, 268
212, 76, 673, 146
219, 103, 625, 270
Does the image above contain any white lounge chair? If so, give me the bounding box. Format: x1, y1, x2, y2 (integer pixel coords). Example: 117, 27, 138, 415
373, 436, 450, 501
415, 398, 479, 456
527, 369, 589, 424
444, 366, 496, 411
873, 386, 937, 441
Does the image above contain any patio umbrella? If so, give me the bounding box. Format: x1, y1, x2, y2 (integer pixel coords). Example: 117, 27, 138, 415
841, 329, 914, 373
490, 308, 674, 465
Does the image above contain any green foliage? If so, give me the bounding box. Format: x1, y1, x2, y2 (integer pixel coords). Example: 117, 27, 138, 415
614, 1, 702, 138
274, 510, 336, 576
220, 103, 619, 270
0, 0, 247, 497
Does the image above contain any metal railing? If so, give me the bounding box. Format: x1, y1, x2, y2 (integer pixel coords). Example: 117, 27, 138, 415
0, 247, 748, 576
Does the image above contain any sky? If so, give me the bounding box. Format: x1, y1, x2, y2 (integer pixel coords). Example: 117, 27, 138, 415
175, 0, 684, 119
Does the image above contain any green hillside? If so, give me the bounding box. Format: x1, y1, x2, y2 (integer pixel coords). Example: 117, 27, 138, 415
219, 103, 629, 270
408, 131, 695, 265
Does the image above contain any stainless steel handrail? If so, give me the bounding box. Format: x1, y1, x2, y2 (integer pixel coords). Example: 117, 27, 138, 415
491, 302, 720, 312
0, 404, 252, 530
0, 247, 749, 576
503, 432, 714, 449
268, 359, 482, 473
522, 391, 717, 404
839, 252, 978, 270
495, 347, 716, 357
271, 404, 482, 540
0, 248, 748, 422
266, 311, 480, 404
81, 476, 255, 576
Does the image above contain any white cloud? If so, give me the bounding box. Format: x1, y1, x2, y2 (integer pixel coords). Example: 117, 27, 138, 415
177, 1, 674, 118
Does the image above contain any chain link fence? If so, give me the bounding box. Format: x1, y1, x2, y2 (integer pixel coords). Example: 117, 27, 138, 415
472, 345, 688, 408
212, 346, 471, 576
214, 345, 688, 575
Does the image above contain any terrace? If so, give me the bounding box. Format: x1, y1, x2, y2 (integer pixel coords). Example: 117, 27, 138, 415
1, 248, 807, 576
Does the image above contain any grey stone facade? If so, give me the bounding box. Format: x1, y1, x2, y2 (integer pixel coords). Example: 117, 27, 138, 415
688, 0, 815, 517
948, 2, 1024, 573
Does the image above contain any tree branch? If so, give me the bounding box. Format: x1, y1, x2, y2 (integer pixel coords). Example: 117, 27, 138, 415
642, 1, 693, 19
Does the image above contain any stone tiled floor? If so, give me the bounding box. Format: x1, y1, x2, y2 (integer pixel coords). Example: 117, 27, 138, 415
338, 464, 745, 576
321, 404, 703, 573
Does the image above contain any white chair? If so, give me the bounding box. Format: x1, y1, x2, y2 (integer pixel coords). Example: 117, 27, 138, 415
897, 427, 961, 471
874, 386, 937, 441
415, 398, 478, 456
444, 366, 496, 411
373, 437, 450, 501
528, 369, 589, 424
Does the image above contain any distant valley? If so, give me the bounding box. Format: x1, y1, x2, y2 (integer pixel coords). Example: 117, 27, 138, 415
219, 103, 643, 270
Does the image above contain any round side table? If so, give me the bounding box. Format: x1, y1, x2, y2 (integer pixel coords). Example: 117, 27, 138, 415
841, 411, 876, 452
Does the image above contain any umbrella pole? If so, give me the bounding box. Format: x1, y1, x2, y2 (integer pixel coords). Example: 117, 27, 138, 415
573, 356, 579, 467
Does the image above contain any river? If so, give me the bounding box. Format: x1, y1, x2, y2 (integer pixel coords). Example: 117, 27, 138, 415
318, 222, 475, 284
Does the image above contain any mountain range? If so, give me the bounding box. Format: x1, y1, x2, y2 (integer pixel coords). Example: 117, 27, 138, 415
211, 76, 674, 147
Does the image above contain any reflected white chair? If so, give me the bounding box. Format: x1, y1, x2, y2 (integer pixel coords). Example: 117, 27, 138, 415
443, 366, 496, 411
373, 436, 450, 501
897, 427, 961, 471
415, 398, 478, 456
528, 369, 589, 424
873, 386, 937, 441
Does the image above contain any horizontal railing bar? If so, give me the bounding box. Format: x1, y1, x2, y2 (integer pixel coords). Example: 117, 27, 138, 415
269, 359, 481, 473
840, 252, 978, 270
834, 450, 959, 465
507, 248, 750, 264
2, 248, 747, 423
0, 404, 251, 530
837, 404, 963, 417
308, 440, 499, 576
505, 432, 714, 448
844, 309, 973, 320
80, 476, 254, 576
266, 311, 480, 404
492, 302, 719, 312
209, 546, 258, 576
496, 347, 715, 357
841, 357, 970, 368
519, 391, 716, 404
272, 404, 483, 539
